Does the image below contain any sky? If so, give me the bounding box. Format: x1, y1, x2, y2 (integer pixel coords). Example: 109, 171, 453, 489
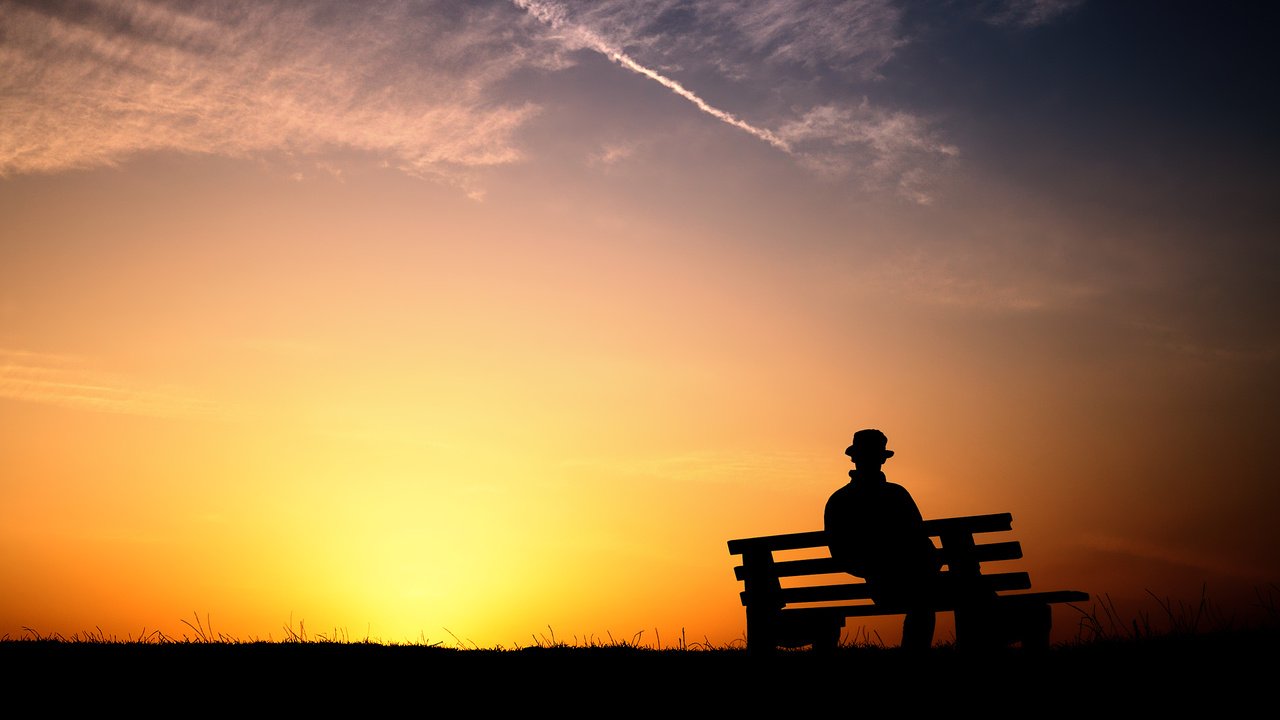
2, 0, 1277, 648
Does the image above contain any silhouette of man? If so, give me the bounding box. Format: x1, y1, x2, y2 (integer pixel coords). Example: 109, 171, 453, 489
824, 429, 942, 651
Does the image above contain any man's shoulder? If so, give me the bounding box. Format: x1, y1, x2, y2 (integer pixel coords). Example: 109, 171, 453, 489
883, 482, 923, 515
825, 481, 858, 505
884, 481, 915, 497
824, 482, 857, 518
827, 480, 854, 496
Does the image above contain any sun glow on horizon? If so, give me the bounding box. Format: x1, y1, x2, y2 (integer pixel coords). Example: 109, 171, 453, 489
3, 1, 1277, 649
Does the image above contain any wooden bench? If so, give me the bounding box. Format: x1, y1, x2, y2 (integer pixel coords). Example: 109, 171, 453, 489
728, 512, 1088, 653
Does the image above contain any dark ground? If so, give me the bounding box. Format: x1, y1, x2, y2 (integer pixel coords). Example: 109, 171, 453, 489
3, 628, 1270, 711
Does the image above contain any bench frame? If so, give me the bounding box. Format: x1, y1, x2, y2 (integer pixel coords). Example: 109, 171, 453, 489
728, 513, 1088, 653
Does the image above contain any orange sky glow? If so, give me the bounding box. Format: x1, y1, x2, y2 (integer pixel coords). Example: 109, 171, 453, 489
2, 1, 1277, 648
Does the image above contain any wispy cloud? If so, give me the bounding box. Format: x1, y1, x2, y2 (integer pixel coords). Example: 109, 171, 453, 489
587, 142, 638, 167
0, 0, 552, 189
776, 103, 960, 203
514, 0, 959, 202
513, 0, 791, 152
537, 0, 903, 81
0, 348, 215, 418
984, 0, 1085, 28
716, 0, 903, 76
1080, 533, 1273, 584
863, 242, 1106, 313
2, 1, 1069, 203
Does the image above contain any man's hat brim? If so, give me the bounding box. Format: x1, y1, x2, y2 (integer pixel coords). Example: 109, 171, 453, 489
845, 445, 894, 459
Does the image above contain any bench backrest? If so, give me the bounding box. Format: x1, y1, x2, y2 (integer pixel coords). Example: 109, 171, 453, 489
728, 513, 1030, 608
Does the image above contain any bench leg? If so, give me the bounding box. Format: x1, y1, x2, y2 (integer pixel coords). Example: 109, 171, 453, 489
747, 612, 844, 654
811, 620, 842, 654
1018, 602, 1052, 652
955, 604, 1002, 653
956, 601, 1052, 653
745, 609, 780, 656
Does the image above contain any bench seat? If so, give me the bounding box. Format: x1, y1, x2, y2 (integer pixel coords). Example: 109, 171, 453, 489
728, 513, 1089, 652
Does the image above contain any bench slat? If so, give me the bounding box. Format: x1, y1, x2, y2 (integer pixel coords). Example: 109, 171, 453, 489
729, 514, 1090, 651
732, 540, 1025, 581
941, 540, 1022, 565
740, 571, 1035, 606
772, 589, 1090, 621
727, 530, 828, 555
727, 513, 1014, 555
992, 590, 1090, 604
924, 513, 1014, 536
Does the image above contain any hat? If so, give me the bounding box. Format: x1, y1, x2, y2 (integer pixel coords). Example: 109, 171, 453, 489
845, 429, 894, 459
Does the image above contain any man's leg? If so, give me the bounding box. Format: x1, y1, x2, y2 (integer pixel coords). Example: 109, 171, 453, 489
877, 573, 938, 652
902, 608, 935, 652
954, 604, 993, 652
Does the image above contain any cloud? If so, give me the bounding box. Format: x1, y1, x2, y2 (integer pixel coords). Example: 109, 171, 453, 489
983, 0, 1085, 28
0, 348, 215, 418
0, 0, 553, 188
515, 0, 955, 202
587, 142, 637, 167
1080, 533, 1273, 584
776, 102, 960, 202
513, 0, 790, 152
535, 0, 903, 81
866, 250, 1090, 313
1, 1, 1057, 203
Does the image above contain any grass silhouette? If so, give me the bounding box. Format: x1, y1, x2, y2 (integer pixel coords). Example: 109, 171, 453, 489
4, 589, 1275, 710
7, 583, 1277, 651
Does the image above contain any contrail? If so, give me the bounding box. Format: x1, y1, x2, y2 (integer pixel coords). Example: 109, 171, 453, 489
512, 0, 792, 153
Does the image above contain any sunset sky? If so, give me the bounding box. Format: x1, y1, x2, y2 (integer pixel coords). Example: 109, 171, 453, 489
2, 0, 1277, 648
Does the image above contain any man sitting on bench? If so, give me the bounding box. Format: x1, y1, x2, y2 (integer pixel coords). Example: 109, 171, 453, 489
825, 429, 1048, 652
824, 428, 944, 652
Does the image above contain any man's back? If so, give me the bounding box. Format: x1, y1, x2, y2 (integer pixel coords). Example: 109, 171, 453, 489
822, 428, 975, 651
824, 472, 937, 582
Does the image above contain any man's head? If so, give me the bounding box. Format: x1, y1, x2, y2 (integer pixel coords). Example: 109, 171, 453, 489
845, 429, 894, 467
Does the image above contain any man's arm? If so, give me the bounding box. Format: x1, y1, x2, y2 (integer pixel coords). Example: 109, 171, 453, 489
888, 484, 941, 571
824, 489, 868, 577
